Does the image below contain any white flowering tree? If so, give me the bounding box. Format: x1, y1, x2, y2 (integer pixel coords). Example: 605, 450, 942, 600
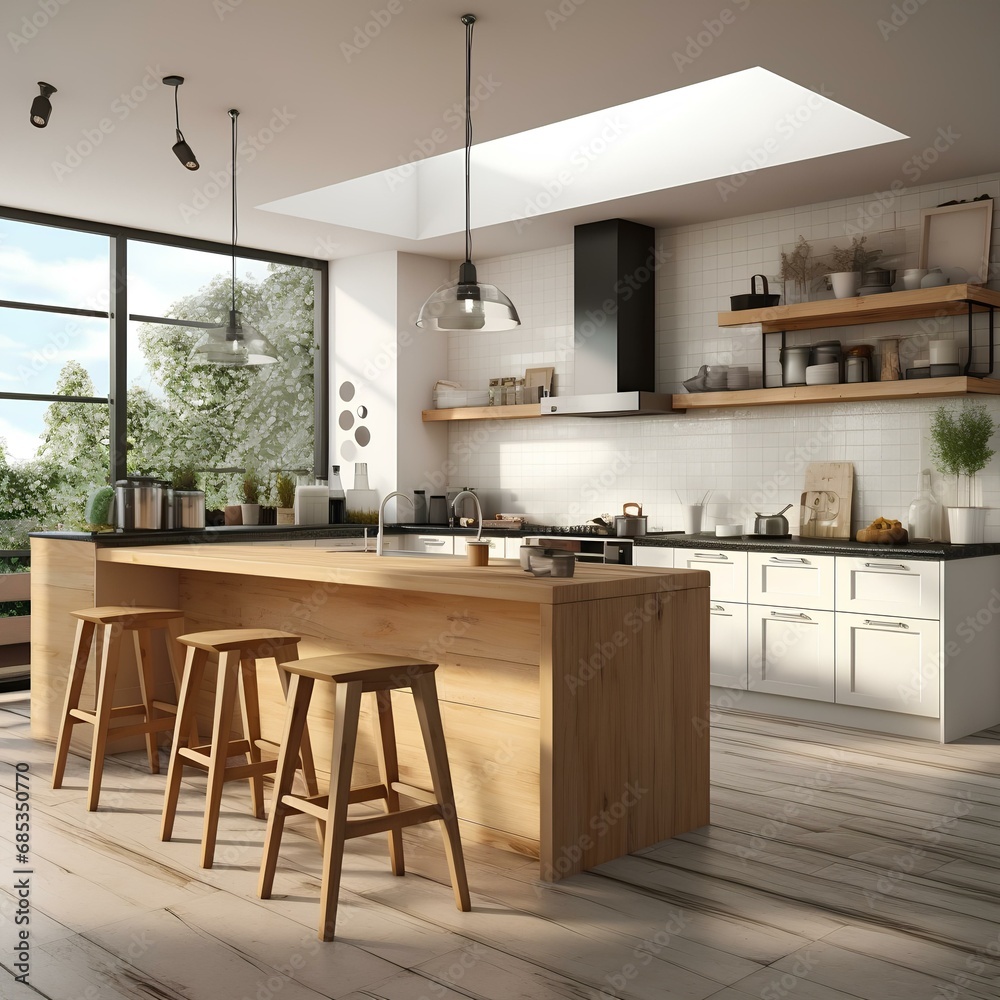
0, 263, 316, 538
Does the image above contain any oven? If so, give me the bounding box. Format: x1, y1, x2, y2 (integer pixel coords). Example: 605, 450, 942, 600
522, 536, 633, 565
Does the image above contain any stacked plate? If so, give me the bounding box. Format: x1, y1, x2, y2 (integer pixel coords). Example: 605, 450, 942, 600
705, 365, 728, 391
727, 366, 749, 390
805, 362, 840, 385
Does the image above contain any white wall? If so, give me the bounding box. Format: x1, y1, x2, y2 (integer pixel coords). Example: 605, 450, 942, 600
440, 171, 1000, 536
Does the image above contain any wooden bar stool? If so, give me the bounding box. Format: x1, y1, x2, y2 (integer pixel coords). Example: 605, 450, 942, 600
258, 653, 471, 941
51, 606, 185, 812
160, 629, 319, 869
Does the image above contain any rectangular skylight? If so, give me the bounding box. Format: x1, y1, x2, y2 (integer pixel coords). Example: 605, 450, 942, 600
260, 67, 907, 239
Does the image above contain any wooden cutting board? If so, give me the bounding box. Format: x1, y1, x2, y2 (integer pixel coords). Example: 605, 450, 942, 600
799, 462, 854, 538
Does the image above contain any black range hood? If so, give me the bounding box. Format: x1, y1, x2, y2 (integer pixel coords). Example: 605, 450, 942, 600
541, 218, 673, 417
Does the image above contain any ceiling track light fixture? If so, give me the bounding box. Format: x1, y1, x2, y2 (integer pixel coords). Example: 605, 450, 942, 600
416, 13, 519, 332
190, 108, 279, 366
162, 75, 199, 170
30, 81, 57, 128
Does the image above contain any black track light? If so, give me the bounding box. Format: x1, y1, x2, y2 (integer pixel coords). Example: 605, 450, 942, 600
162, 75, 199, 170
30, 82, 56, 128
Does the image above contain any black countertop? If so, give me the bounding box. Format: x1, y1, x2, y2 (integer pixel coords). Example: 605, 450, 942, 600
30, 525, 1000, 560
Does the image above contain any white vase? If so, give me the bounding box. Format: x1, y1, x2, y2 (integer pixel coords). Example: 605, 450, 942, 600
947, 507, 987, 544
829, 272, 860, 299
240, 503, 260, 525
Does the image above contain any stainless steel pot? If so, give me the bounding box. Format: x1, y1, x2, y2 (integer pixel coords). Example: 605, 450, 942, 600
779, 345, 812, 387
113, 477, 167, 530
614, 502, 648, 537
173, 490, 206, 529
753, 503, 792, 536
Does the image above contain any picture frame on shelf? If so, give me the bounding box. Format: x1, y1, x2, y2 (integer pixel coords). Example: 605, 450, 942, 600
525, 366, 554, 395
918, 199, 993, 285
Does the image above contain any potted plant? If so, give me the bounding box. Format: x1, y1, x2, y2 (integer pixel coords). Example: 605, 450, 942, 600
779, 235, 828, 304
826, 236, 882, 298
275, 472, 295, 525
239, 468, 264, 526
930, 403, 997, 543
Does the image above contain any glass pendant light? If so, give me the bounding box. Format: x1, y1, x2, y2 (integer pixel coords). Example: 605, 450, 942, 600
191, 109, 278, 366
417, 13, 519, 332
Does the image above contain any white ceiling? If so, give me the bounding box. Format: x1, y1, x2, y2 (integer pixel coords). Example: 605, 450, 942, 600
2, 0, 997, 262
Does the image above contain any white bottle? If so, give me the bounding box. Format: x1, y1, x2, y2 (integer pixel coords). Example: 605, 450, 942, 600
294, 479, 329, 525
907, 469, 942, 542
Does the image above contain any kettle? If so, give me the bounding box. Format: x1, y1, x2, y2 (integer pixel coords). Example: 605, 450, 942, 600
753, 503, 792, 536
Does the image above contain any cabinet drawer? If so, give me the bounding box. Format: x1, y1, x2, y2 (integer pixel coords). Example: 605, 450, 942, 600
836, 557, 940, 619
748, 552, 835, 610
674, 550, 747, 602
316, 537, 367, 551
748, 604, 835, 702
402, 534, 455, 554
632, 547, 673, 569
710, 601, 748, 690
835, 612, 940, 717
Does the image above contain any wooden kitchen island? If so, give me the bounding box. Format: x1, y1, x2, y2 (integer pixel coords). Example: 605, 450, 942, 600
30, 539, 710, 878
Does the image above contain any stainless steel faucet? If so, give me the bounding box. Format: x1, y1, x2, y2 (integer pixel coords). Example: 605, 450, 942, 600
452, 490, 483, 542
377, 492, 413, 556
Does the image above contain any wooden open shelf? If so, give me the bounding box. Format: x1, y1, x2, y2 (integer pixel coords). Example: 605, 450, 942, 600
718, 283, 1000, 333
672, 376, 1000, 410
422, 403, 541, 422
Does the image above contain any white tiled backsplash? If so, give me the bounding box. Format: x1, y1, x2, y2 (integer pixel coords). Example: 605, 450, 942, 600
439, 170, 1000, 537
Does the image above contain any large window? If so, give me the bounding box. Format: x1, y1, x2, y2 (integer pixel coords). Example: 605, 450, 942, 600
0, 209, 326, 543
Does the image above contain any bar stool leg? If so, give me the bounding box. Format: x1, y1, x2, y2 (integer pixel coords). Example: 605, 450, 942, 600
161, 646, 208, 842
259, 672, 315, 900
238, 655, 266, 820
411, 672, 471, 912
201, 649, 242, 869
52, 618, 95, 789
273, 646, 318, 798
87, 623, 125, 812
372, 689, 405, 875
165, 616, 197, 747
318, 679, 363, 942
133, 627, 160, 774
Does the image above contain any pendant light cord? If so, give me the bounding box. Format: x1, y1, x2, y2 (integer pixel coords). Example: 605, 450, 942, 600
230, 109, 238, 317
463, 14, 474, 266
173, 84, 183, 140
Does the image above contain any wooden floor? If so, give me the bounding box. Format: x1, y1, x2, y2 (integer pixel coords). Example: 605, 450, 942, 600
2, 691, 1000, 999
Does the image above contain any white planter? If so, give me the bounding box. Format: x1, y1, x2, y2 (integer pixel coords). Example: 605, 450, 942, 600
240, 503, 261, 525
947, 506, 987, 544
829, 272, 860, 298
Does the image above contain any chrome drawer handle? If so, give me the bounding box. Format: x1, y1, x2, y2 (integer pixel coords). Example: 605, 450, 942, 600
422, 539, 447, 546
863, 619, 910, 629
694, 552, 729, 560
769, 611, 812, 621
769, 556, 808, 564
863, 562, 909, 571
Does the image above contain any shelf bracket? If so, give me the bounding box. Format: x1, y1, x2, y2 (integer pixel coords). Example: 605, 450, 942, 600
962, 299, 994, 378
762, 329, 786, 389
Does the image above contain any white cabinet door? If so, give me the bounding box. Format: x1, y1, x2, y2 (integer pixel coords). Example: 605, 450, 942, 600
710, 601, 748, 689
748, 552, 835, 610
836, 557, 940, 619
674, 549, 747, 602
378, 534, 405, 552
748, 604, 835, 702
835, 612, 940, 717
632, 547, 673, 568
402, 534, 454, 554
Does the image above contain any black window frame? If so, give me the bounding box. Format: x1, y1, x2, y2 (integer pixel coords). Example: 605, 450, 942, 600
0, 204, 328, 482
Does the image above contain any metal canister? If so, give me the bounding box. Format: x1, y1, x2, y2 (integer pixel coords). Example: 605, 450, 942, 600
113, 477, 165, 530
845, 356, 870, 383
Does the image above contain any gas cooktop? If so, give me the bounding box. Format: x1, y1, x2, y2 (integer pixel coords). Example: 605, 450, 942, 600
525, 523, 610, 536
